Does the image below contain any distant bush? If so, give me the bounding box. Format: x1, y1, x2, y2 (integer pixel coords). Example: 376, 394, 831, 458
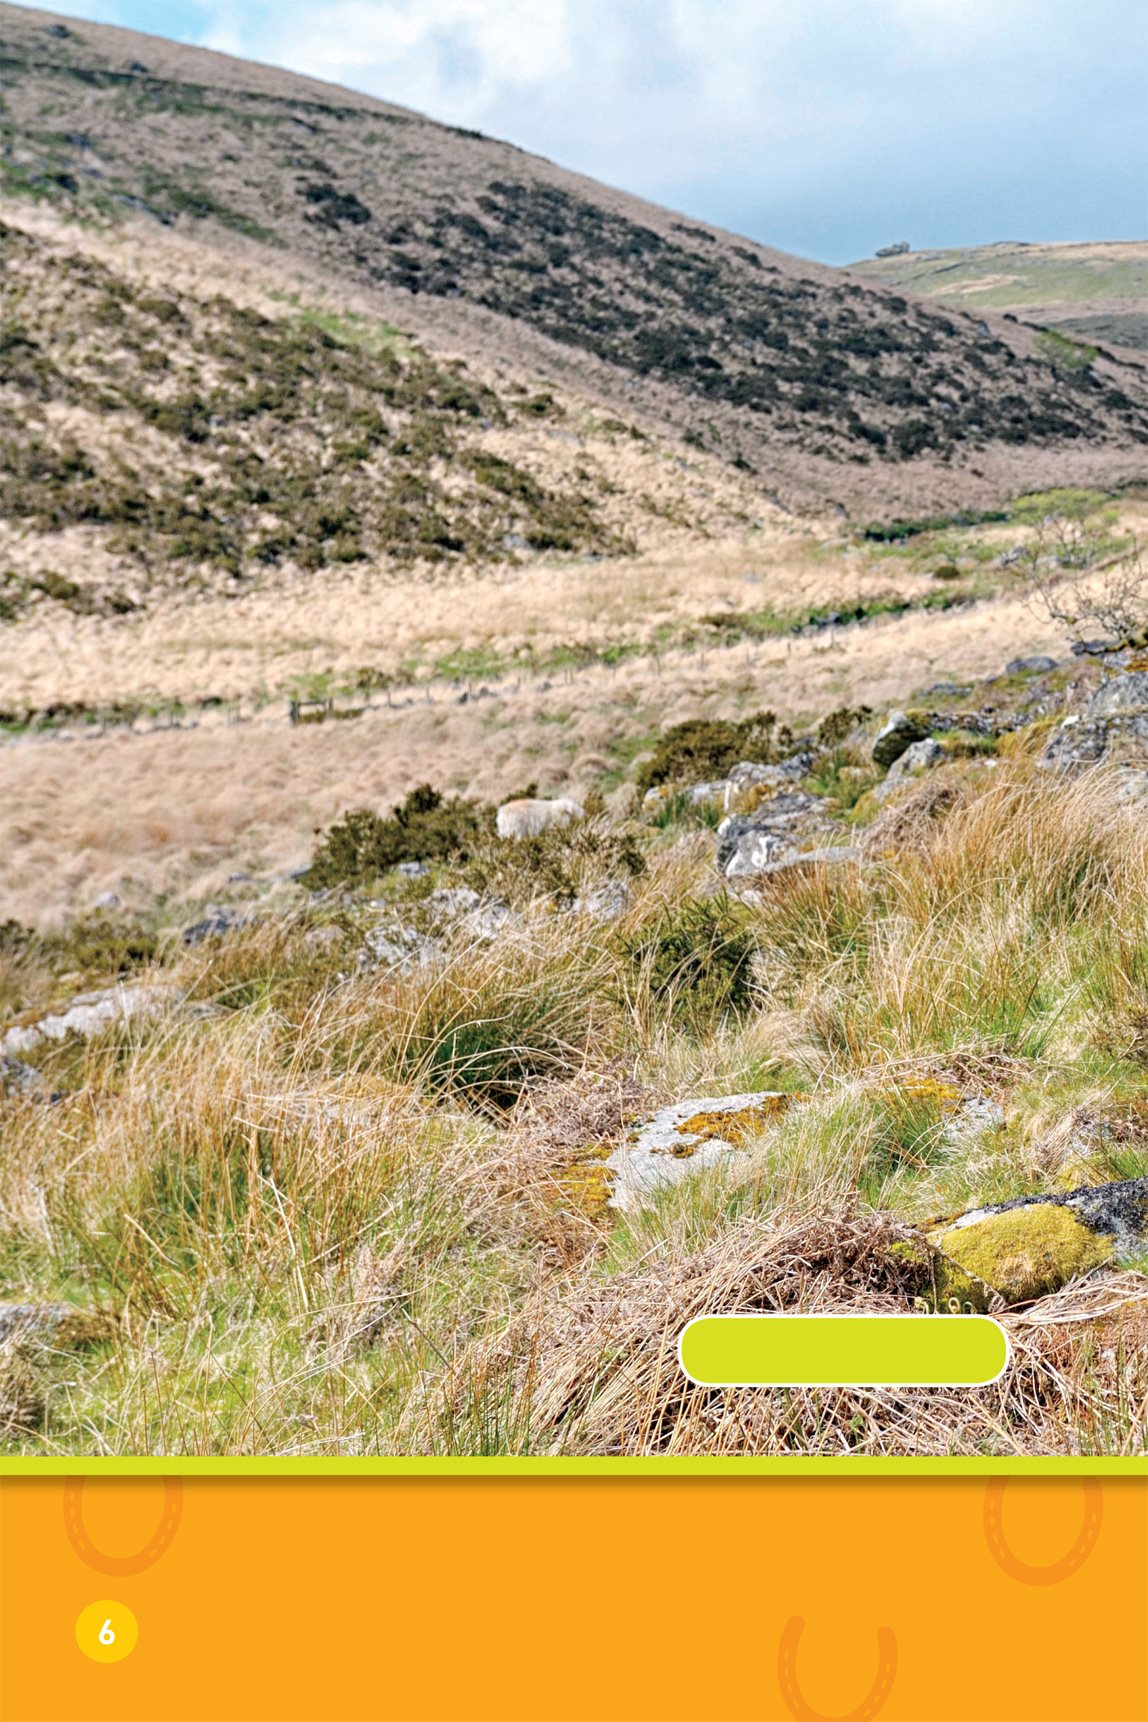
1035, 330, 1097, 373
465, 823, 645, 908
40, 913, 161, 977
304, 786, 494, 888
635, 711, 791, 791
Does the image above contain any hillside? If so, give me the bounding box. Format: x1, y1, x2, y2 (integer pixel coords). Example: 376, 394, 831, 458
847, 240, 1148, 354
3, 3, 1148, 525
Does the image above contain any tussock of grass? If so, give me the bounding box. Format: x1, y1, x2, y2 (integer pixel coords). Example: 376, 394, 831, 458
407, 1211, 1148, 1456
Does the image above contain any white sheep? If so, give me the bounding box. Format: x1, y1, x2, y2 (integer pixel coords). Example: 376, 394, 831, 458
495, 797, 584, 839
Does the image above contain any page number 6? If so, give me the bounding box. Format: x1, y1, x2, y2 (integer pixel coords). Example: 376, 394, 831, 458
99, 1619, 116, 1645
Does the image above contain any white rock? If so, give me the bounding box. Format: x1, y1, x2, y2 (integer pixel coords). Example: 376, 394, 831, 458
606, 1091, 795, 1209
0, 983, 178, 1058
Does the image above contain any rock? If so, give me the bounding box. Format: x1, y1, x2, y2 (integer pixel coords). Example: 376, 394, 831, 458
605, 1091, 798, 1209
1111, 767, 1148, 805
930, 1206, 1111, 1307
719, 822, 790, 876
1, 984, 177, 1059
1071, 639, 1120, 657
1005, 655, 1058, 675
571, 879, 630, 920
948, 1177, 1148, 1248
717, 787, 834, 878
182, 907, 243, 947
1086, 671, 1148, 719
0, 1056, 48, 1099
754, 844, 862, 876
92, 891, 121, 910
426, 886, 511, 938
1039, 710, 1148, 772
395, 860, 430, 878
872, 711, 928, 770
883, 737, 945, 786
0, 1303, 111, 1346
929, 1177, 1147, 1306
684, 780, 727, 806
721, 761, 790, 812
496, 797, 583, 839
362, 921, 438, 972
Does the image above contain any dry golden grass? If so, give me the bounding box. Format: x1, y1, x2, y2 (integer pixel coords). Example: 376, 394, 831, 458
0, 574, 1087, 922
410, 1212, 1148, 1457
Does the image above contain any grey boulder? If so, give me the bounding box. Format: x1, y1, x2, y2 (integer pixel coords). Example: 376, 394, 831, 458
872, 711, 928, 769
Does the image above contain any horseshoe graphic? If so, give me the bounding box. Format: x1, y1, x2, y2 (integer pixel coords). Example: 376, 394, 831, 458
777, 1616, 898, 1722
64, 1476, 183, 1576
983, 1478, 1102, 1585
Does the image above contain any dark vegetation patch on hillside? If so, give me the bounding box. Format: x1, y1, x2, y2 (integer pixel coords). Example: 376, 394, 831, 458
0, 222, 625, 594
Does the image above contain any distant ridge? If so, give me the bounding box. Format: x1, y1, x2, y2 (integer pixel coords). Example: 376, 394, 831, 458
847, 240, 1148, 355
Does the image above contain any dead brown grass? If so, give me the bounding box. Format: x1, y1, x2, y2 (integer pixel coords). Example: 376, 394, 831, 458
406, 1212, 1148, 1456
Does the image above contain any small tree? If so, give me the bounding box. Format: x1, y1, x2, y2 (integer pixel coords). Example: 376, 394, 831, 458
1021, 510, 1147, 648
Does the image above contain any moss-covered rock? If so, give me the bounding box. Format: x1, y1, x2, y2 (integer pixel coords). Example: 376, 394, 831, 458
930, 1204, 1113, 1305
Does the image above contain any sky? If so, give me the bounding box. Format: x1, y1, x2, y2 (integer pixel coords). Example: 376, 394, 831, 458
36, 0, 1148, 264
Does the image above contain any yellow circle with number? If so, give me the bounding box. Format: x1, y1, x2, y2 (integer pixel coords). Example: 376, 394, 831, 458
75, 1600, 139, 1663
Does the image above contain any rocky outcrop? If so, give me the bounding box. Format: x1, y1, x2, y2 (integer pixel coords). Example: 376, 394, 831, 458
0, 983, 178, 1060
1087, 671, 1148, 719
880, 736, 946, 790
0, 1056, 48, 1099
717, 788, 835, 878
872, 711, 928, 770
605, 1091, 798, 1208
1040, 668, 1148, 772
929, 1177, 1147, 1306
1005, 655, 1059, 675
182, 906, 245, 947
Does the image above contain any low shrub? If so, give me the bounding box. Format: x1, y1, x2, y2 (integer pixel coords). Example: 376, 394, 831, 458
304, 786, 495, 888
635, 711, 791, 791
464, 823, 645, 909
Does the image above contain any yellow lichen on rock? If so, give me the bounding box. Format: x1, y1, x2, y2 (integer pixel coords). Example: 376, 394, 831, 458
895, 1076, 962, 1109
675, 1094, 794, 1148
930, 1203, 1113, 1305
553, 1159, 612, 1217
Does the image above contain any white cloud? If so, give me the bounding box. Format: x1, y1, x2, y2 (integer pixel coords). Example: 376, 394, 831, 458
202, 0, 573, 122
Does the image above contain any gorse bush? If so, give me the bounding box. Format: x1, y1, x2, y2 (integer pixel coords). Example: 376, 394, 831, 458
304, 785, 494, 887
635, 710, 792, 791
463, 822, 645, 908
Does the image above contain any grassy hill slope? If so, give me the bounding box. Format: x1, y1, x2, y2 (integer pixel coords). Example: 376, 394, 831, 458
847, 240, 1148, 354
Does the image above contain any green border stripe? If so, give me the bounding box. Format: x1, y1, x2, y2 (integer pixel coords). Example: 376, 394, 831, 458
1, 1457, 1144, 1477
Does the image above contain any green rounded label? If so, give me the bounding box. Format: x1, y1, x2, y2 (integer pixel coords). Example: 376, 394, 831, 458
679, 1314, 1008, 1386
